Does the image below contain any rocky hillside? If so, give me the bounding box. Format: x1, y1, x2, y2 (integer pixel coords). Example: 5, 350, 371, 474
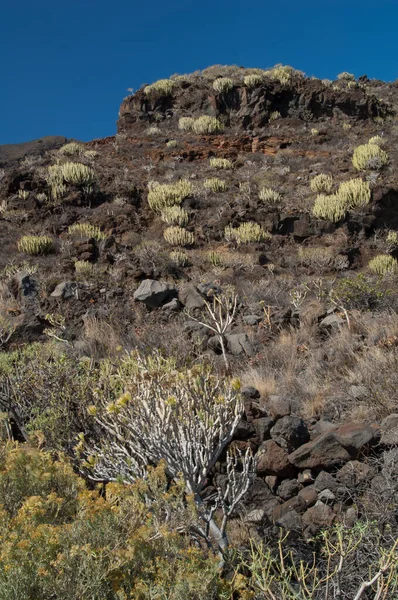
1, 64, 398, 546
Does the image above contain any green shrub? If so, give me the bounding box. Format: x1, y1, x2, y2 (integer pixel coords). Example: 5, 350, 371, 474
58, 142, 85, 156
164, 226, 195, 246
204, 178, 228, 192
18, 235, 53, 255
207, 250, 224, 267
146, 125, 161, 136
369, 135, 385, 146
18, 189, 29, 200
368, 255, 398, 276
74, 260, 96, 280
352, 142, 388, 170
209, 157, 233, 169
332, 273, 392, 310
166, 139, 178, 148
0, 443, 224, 600
160, 205, 189, 226
310, 127, 319, 136
244, 73, 263, 87
337, 178, 371, 208
178, 115, 224, 134
193, 115, 224, 134
144, 78, 175, 96
337, 71, 356, 81
170, 250, 189, 267
265, 64, 297, 85
269, 110, 281, 121
46, 164, 67, 201
61, 162, 96, 186
147, 179, 192, 211
67, 223, 106, 241
258, 187, 281, 204
225, 222, 271, 244
343, 122, 352, 131
310, 174, 333, 193
386, 230, 398, 248
213, 77, 234, 93
178, 117, 195, 131
312, 194, 346, 222
298, 246, 335, 271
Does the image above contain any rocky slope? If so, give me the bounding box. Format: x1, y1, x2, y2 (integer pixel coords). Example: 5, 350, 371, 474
1, 64, 398, 537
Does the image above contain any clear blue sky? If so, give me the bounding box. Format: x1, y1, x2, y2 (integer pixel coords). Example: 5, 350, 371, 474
1, 0, 397, 144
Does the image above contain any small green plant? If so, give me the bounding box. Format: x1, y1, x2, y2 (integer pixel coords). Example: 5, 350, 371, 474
337, 71, 356, 81
67, 223, 106, 241
146, 125, 161, 136
58, 142, 84, 156
209, 157, 233, 169
244, 73, 263, 87
207, 250, 224, 267
369, 135, 385, 146
368, 255, 398, 276
178, 116, 195, 131
265, 64, 299, 85
311, 128, 319, 136
352, 142, 388, 170
310, 174, 333, 193
258, 187, 281, 204
17, 189, 29, 200
312, 194, 346, 222
204, 178, 228, 192
74, 260, 96, 280
160, 205, 189, 226
343, 122, 352, 131
269, 111, 281, 121
166, 139, 178, 148
61, 162, 96, 186
178, 115, 224, 134
170, 250, 189, 267
144, 78, 175, 96
386, 230, 398, 248
337, 178, 371, 208
213, 77, 234, 93
147, 179, 192, 211
225, 222, 270, 244
298, 246, 336, 271
18, 235, 53, 255
164, 226, 194, 246
46, 164, 67, 201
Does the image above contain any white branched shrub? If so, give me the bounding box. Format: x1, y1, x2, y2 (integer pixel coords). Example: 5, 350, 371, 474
81, 352, 252, 550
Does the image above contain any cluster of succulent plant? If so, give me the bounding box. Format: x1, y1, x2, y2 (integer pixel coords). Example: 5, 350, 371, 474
269, 111, 281, 121
312, 178, 371, 222
264, 64, 300, 85
160, 205, 189, 226
18, 235, 53, 255
166, 139, 178, 148
207, 250, 224, 267
144, 78, 175, 96
368, 255, 398, 276
147, 179, 192, 211
225, 222, 271, 244
312, 194, 347, 223
61, 162, 96, 186
170, 250, 189, 267
204, 178, 228, 193
213, 77, 234, 93
258, 187, 282, 204
352, 141, 388, 170
58, 142, 85, 156
17, 189, 29, 200
46, 164, 68, 201
178, 115, 224, 134
163, 226, 194, 247
243, 73, 263, 87
146, 126, 161, 136
337, 71, 356, 81
209, 157, 233, 169
74, 260, 96, 279
67, 223, 106, 241
310, 174, 333, 193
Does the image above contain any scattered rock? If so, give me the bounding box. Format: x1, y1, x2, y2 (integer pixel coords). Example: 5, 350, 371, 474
178, 285, 205, 309
318, 489, 336, 503
333, 423, 376, 455
133, 279, 177, 308
252, 417, 274, 442
267, 396, 291, 419
277, 478, 302, 500
243, 315, 263, 325
241, 386, 260, 400
380, 414, 398, 445
275, 509, 303, 531
314, 471, 337, 492
336, 461, 375, 487
298, 469, 315, 485
288, 432, 351, 469
271, 415, 310, 452
302, 501, 335, 532
298, 485, 318, 508
225, 332, 254, 356
256, 440, 296, 477
319, 314, 344, 330
51, 281, 80, 300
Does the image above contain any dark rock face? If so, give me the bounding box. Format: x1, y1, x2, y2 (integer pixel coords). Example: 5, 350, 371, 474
118, 79, 390, 137
256, 440, 296, 477
270, 415, 310, 452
